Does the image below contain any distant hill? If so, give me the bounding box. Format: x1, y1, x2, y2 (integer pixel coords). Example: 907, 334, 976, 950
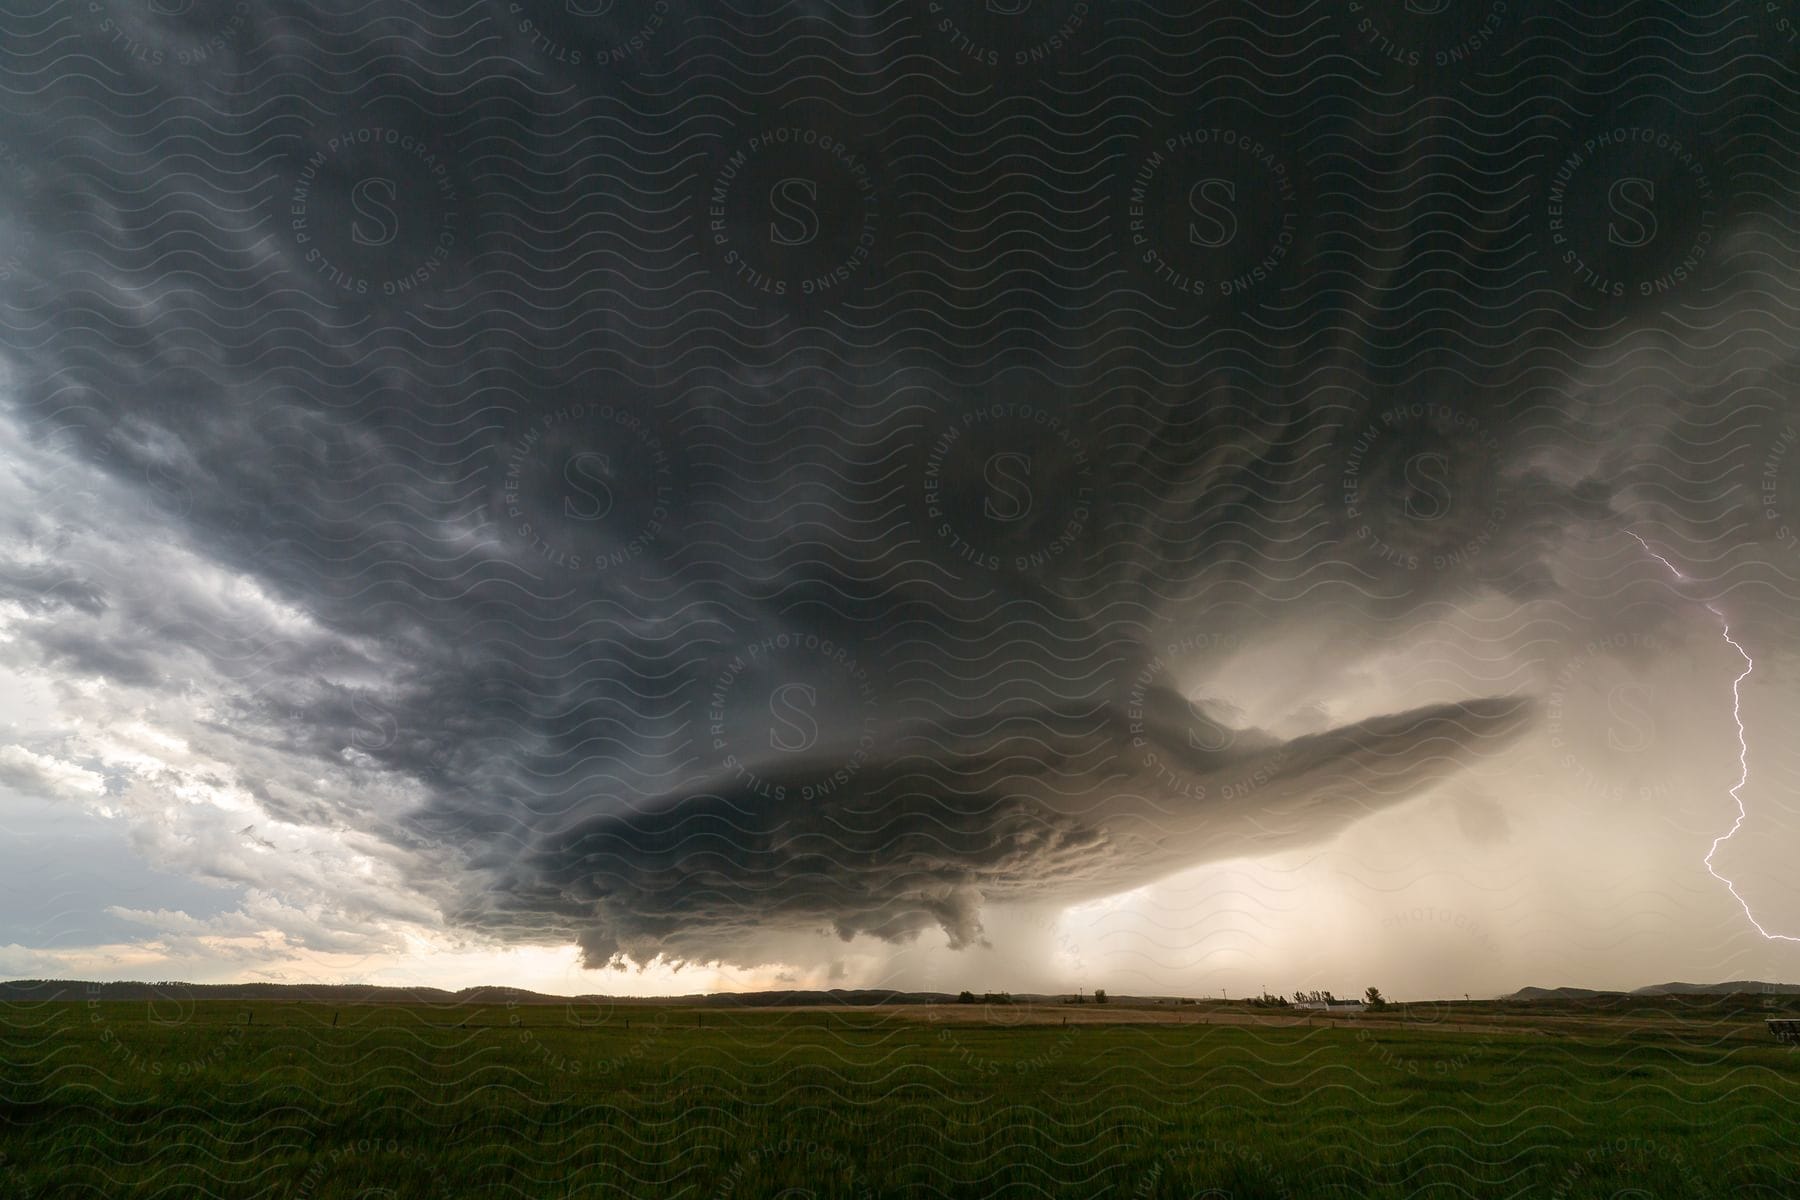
1507, 981, 1800, 1001
0, 979, 571, 1005
1508, 986, 1604, 1001
1631, 980, 1800, 996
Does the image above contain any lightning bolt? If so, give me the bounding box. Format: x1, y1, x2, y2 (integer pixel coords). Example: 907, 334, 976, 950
1626, 532, 1798, 943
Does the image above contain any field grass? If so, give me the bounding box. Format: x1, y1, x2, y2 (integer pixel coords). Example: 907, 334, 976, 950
1, 997, 1795, 1198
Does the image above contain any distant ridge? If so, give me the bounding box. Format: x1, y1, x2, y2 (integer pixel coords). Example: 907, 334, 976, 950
0, 979, 987, 1006
1507, 980, 1800, 1001
10, 978, 1798, 1007
1630, 980, 1800, 996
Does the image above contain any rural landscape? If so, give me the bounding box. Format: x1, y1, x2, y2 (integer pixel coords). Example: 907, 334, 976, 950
1, 980, 1795, 1198
5, 0, 1800, 1197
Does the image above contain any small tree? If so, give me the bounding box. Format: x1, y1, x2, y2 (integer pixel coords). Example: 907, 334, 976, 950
1093, 989, 1108, 1004
1365, 987, 1387, 1011
957, 991, 976, 1004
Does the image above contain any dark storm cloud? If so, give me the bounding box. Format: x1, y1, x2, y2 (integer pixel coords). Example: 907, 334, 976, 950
1, 1, 1795, 967
526, 692, 1532, 965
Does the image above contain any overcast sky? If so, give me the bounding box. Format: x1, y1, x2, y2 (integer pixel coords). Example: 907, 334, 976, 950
1, 2, 1798, 1000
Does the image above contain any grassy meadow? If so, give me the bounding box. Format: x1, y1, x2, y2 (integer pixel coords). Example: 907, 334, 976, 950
0, 996, 1795, 1198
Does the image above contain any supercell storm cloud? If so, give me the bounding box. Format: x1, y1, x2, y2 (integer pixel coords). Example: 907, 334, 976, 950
0, 1, 1797, 994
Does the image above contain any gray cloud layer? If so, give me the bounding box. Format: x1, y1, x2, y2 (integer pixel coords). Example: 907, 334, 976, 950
1, 0, 1796, 974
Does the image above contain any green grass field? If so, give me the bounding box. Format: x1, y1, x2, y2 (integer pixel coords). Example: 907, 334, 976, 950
1, 998, 1795, 1198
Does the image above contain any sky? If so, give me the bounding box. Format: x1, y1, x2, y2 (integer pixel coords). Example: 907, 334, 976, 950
0, 1, 1798, 1001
